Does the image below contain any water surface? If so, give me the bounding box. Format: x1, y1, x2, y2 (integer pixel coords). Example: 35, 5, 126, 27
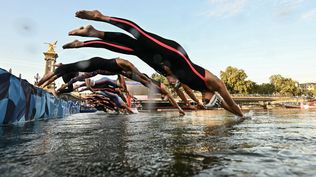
1, 109, 316, 177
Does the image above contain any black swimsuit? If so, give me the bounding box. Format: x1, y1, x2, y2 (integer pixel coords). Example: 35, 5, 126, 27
77, 17, 208, 91
59, 72, 79, 93
54, 57, 123, 77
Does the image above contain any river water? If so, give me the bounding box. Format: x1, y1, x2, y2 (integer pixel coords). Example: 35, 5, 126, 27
1, 109, 316, 177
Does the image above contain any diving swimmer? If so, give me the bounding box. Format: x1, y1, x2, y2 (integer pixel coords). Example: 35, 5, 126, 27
63, 10, 243, 117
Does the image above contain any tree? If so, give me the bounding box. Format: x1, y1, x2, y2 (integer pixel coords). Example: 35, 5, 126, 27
269, 74, 300, 96
220, 66, 254, 94
302, 86, 316, 98
313, 86, 316, 98
151, 72, 168, 83
253, 83, 275, 95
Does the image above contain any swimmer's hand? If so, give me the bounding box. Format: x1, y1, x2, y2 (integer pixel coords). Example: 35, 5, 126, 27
57, 84, 67, 92
197, 103, 206, 110
179, 110, 185, 116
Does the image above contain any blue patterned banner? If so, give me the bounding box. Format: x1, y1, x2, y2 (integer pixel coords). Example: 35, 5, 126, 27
0, 68, 80, 125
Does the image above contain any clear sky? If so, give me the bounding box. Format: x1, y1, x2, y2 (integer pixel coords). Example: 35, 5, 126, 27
0, 0, 316, 85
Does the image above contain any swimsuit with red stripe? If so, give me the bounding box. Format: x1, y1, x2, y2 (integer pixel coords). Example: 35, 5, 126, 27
82, 32, 168, 76
79, 17, 209, 91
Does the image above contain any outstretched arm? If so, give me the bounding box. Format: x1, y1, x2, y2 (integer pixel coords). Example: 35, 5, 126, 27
181, 84, 205, 109
117, 75, 127, 91
85, 79, 97, 93
160, 84, 185, 116
57, 71, 98, 92
37, 71, 58, 88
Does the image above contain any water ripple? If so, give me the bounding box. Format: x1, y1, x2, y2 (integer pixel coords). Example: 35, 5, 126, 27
1, 110, 316, 176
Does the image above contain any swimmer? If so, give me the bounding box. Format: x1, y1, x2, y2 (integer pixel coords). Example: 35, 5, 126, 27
75, 76, 127, 103
37, 57, 185, 116
84, 78, 134, 114
63, 10, 243, 117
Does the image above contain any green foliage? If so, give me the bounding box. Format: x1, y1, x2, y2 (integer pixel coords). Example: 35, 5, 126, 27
151, 72, 177, 90
151, 73, 168, 85
253, 83, 275, 94
269, 74, 300, 96
151, 73, 179, 95
313, 86, 316, 97
303, 86, 316, 97
220, 66, 254, 94
151, 67, 307, 97
304, 90, 314, 97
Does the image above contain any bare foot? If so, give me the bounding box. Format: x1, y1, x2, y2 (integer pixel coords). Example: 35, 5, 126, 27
63, 40, 84, 49
68, 25, 100, 37
75, 10, 105, 21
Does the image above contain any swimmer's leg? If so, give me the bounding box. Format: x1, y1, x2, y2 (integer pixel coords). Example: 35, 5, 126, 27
74, 10, 148, 40
65, 31, 138, 55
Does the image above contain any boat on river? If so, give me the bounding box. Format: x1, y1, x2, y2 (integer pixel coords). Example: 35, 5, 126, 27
284, 100, 316, 109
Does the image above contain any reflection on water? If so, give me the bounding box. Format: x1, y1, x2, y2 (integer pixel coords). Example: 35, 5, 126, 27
1, 109, 316, 176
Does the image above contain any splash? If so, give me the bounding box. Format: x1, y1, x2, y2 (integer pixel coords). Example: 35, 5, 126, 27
234, 110, 254, 122
223, 110, 254, 127
244, 110, 254, 119
146, 83, 159, 111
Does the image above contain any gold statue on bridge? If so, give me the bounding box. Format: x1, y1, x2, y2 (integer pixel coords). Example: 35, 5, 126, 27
43, 41, 58, 89
45, 41, 57, 53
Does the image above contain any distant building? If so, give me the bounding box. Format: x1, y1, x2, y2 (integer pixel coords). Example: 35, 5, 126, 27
126, 81, 161, 100
300, 83, 316, 91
